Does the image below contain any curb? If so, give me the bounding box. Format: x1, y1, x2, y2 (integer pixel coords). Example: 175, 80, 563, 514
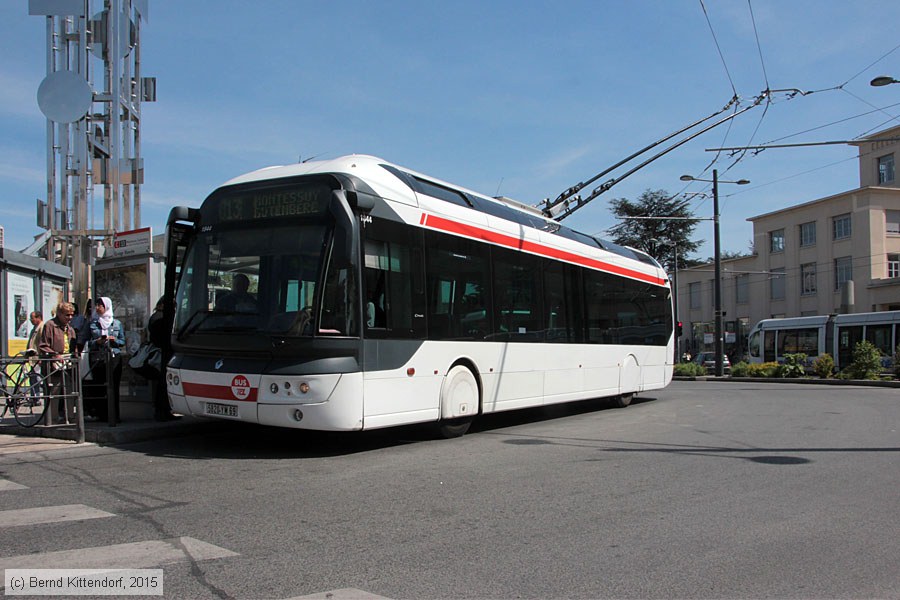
673, 376, 900, 388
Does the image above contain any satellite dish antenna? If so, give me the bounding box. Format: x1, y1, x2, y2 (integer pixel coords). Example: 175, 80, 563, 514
36, 70, 92, 123
90, 10, 135, 59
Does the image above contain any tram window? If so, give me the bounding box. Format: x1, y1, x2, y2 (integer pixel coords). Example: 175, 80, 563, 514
865, 324, 893, 355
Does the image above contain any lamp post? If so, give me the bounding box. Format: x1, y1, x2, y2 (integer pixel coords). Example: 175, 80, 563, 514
870, 76, 900, 87
680, 170, 749, 376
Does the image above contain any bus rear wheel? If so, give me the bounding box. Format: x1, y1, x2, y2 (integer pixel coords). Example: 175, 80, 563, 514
611, 393, 633, 408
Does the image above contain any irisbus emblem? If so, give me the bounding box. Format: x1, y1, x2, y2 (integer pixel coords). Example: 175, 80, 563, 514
215, 359, 224, 370
230, 375, 251, 400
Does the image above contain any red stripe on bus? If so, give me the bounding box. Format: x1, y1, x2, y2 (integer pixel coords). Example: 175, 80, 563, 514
182, 382, 258, 402
420, 213, 667, 286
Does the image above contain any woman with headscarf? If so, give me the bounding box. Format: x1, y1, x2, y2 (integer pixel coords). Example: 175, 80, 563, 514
86, 296, 126, 421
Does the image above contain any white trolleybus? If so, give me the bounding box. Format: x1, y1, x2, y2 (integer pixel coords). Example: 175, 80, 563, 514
163, 156, 674, 437
747, 310, 900, 370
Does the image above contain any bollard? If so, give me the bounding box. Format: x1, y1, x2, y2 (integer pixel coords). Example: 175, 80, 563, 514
105, 344, 117, 427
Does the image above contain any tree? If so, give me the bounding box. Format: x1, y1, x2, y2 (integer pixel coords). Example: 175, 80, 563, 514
607, 189, 702, 272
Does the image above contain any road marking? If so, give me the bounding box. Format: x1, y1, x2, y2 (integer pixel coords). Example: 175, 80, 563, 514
0, 504, 114, 528
287, 589, 393, 600
0, 536, 237, 571
0, 479, 27, 491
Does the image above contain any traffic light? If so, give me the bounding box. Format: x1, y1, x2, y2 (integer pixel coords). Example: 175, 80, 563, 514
675, 321, 683, 337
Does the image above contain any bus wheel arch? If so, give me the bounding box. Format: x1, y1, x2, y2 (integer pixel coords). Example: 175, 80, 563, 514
614, 354, 640, 409
436, 360, 481, 438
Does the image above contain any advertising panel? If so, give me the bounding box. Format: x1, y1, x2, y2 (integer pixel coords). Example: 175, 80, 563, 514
94, 261, 149, 355
6, 271, 36, 356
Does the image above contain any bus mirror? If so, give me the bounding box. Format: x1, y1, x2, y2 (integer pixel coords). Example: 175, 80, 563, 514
353, 190, 377, 213
330, 190, 357, 268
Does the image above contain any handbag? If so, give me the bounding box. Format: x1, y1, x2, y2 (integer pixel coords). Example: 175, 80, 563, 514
128, 342, 162, 378
78, 350, 93, 381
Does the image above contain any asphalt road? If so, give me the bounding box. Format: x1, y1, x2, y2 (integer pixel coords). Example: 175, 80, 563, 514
1, 381, 898, 599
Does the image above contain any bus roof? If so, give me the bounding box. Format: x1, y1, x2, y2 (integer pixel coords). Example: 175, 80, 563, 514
218, 155, 666, 282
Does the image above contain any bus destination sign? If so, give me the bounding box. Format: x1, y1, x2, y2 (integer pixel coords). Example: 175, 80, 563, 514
216, 184, 331, 222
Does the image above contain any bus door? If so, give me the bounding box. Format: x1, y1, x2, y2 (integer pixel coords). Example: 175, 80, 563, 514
165, 207, 199, 344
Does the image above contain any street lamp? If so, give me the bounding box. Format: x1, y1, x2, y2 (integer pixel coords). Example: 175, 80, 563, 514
870, 76, 900, 87
679, 170, 749, 377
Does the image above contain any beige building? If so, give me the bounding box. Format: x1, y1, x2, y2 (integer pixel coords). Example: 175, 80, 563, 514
677, 125, 900, 360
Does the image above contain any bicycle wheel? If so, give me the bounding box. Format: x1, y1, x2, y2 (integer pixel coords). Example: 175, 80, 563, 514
12, 370, 47, 427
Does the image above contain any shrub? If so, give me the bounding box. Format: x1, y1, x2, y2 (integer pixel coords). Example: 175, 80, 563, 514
730, 361, 750, 377
844, 340, 883, 380
894, 345, 900, 379
778, 353, 807, 378
674, 362, 706, 377
812, 353, 834, 379
731, 362, 779, 377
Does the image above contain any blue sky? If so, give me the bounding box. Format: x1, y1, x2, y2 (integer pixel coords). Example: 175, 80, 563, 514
2, 1, 900, 261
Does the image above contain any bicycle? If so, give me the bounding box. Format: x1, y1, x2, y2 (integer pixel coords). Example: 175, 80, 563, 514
0, 350, 50, 427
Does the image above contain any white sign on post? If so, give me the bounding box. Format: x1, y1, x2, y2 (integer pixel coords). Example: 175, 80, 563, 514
108, 227, 152, 259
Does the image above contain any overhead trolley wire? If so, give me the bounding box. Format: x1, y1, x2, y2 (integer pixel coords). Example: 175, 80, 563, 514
699, 0, 738, 98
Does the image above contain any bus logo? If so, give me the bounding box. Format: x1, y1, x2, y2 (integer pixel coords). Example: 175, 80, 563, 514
231, 375, 251, 400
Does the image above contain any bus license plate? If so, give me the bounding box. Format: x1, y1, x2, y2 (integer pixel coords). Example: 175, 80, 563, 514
205, 402, 238, 417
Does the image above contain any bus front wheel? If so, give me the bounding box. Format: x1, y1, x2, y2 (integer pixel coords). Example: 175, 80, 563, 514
436, 365, 479, 438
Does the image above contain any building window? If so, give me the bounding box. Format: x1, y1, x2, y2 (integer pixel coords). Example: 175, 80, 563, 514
834, 256, 852, 290
689, 282, 701, 309
801, 263, 817, 295
833, 214, 851, 240
889, 254, 900, 279
770, 268, 785, 300
878, 154, 895, 184
887, 210, 900, 235
799, 221, 816, 247
769, 229, 785, 253
735, 274, 749, 304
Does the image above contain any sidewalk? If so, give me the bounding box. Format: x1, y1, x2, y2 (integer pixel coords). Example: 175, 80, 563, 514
0, 414, 226, 447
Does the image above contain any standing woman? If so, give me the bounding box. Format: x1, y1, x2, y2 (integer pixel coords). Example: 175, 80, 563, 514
87, 297, 125, 421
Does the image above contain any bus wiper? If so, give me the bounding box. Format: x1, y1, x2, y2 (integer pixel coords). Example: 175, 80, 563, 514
176, 310, 212, 340
177, 309, 259, 340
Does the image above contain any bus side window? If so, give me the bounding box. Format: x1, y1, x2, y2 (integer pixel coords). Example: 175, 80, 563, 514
363, 220, 425, 338
424, 231, 490, 341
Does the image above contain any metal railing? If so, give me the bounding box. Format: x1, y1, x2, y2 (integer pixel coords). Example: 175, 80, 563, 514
1, 352, 85, 443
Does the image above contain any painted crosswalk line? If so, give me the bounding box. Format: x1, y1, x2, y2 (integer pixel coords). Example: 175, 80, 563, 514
0, 479, 27, 491
287, 589, 393, 600
0, 536, 237, 571
0, 504, 114, 528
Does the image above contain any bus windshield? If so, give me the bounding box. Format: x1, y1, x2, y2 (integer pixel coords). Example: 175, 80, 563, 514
174, 223, 358, 339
